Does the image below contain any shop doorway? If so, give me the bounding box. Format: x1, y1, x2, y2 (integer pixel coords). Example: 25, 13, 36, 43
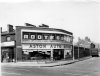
1, 47, 14, 62
53, 49, 64, 60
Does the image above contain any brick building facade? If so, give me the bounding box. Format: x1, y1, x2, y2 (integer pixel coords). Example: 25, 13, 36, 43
1, 23, 73, 62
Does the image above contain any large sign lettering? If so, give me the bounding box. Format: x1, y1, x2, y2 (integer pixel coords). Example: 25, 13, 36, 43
22, 32, 73, 43
22, 44, 71, 49
31, 35, 35, 39
37, 35, 42, 40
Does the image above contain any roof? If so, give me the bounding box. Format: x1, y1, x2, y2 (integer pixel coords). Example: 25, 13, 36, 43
1, 30, 15, 36
1, 25, 73, 35
16, 26, 73, 35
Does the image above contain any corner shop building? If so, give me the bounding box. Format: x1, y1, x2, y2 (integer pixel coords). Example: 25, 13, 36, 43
1, 24, 73, 62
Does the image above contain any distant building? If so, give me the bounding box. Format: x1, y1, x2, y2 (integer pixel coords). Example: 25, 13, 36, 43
1, 23, 73, 62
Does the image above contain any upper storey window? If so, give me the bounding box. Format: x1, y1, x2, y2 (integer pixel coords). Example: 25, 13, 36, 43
7, 36, 11, 41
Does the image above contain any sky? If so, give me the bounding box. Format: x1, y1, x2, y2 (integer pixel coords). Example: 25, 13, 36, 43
0, 0, 100, 43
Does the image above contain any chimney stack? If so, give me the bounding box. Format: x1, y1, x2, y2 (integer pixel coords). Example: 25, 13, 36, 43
39, 24, 49, 28
0, 27, 2, 33
7, 24, 14, 33
25, 23, 36, 27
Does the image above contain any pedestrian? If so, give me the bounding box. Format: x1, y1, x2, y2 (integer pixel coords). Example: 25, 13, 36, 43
1, 54, 4, 62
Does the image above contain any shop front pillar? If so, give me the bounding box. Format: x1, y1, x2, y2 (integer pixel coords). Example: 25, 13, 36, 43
64, 50, 66, 59
51, 49, 53, 60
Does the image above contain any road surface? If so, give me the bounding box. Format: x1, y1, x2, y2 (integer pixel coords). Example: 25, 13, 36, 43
1, 57, 100, 76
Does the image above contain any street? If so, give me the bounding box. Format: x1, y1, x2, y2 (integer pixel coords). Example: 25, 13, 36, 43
1, 57, 100, 76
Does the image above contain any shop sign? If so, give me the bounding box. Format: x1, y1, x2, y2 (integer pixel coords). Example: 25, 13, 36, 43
22, 44, 71, 49
1, 41, 15, 47
22, 32, 72, 42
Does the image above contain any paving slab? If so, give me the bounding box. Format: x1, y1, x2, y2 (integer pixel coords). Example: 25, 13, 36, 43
1, 56, 92, 67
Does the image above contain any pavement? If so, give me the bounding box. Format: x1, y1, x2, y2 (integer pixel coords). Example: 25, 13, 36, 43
2, 57, 100, 76
1, 56, 92, 67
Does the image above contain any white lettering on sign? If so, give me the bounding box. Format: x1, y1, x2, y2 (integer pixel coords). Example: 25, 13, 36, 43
61, 37, 64, 40
30, 44, 46, 48
56, 36, 60, 40
64, 36, 67, 41
38, 35, 42, 39
50, 35, 54, 40
44, 35, 48, 40
22, 44, 71, 50
24, 35, 28, 39
50, 44, 62, 48
31, 35, 35, 39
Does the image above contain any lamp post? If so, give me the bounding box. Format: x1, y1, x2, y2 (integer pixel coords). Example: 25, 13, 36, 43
78, 45, 79, 59
72, 37, 75, 61
73, 44, 75, 61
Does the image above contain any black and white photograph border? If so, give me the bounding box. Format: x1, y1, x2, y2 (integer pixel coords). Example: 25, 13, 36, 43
0, 0, 100, 76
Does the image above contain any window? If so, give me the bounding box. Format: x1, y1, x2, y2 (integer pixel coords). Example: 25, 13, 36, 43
7, 36, 11, 41
70, 36, 73, 42
67, 36, 71, 42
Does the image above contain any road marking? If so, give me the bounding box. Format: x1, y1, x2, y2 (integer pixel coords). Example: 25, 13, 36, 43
2, 72, 21, 75
64, 72, 82, 76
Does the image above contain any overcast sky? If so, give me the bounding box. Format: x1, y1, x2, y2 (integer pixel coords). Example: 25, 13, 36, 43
0, 0, 100, 43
